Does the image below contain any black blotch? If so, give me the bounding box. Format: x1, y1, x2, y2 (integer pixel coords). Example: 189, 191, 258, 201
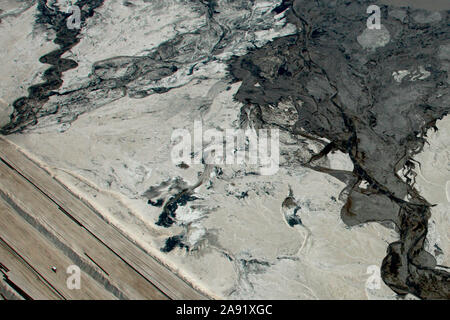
156, 194, 198, 228
148, 198, 164, 207
161, 235, 188, 253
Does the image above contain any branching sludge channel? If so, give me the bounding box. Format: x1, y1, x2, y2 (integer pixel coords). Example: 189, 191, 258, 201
230, 0, 450, 299
1, 0, 449, 299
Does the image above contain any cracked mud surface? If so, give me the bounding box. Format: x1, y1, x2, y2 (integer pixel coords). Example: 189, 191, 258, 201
0, 0, 449, 299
